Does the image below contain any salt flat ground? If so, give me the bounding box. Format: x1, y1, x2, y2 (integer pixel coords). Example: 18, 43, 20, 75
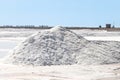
0, 63, 120, 80
0, 28, 120, 80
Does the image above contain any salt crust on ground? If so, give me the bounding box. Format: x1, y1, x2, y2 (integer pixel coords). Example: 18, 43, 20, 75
5, 26, 120, 66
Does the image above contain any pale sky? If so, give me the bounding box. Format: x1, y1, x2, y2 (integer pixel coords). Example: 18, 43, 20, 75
0, 0, 120, 27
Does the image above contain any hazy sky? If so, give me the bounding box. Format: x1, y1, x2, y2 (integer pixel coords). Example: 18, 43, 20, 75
0, 0, 120, 27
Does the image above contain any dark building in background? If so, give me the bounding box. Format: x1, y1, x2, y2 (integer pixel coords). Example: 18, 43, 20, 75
106, 24, 111, 28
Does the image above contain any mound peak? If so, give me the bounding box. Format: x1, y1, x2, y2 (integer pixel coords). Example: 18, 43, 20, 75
50, 26, 66, 32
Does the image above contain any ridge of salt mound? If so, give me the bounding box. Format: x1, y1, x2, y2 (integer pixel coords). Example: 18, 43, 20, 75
5, 26, 88, 66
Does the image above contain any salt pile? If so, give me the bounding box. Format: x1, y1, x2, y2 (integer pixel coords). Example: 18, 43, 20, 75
77, 41, 120, 65
6, 26, 88, 66
5, 26, 120, 66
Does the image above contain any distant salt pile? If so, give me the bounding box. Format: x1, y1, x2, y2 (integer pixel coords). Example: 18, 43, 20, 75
77, 41, 120, 65
5, 26, 120, 66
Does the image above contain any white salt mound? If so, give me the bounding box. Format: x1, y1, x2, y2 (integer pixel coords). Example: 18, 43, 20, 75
5, 26, 120, 66
6, 26, 88, 66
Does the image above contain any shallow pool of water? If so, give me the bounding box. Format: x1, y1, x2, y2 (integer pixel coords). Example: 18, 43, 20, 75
0, 40, 19, 58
